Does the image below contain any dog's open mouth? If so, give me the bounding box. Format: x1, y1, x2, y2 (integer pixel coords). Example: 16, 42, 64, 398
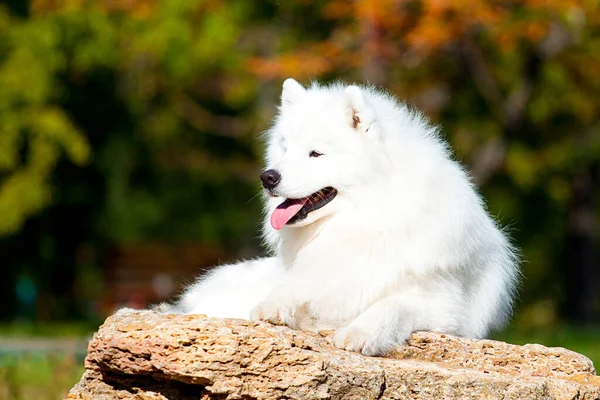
270, 187, 337, 230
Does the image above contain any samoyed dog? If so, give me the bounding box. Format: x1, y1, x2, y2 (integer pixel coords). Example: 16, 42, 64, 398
160, 78, 519, 356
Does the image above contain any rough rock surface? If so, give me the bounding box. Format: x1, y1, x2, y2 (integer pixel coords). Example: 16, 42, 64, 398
68, 310, 600, 400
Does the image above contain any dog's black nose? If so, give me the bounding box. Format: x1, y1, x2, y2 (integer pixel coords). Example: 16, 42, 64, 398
260, 169, 281, 190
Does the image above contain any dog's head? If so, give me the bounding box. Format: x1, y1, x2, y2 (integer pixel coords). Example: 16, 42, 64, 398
261, 78, 388, 232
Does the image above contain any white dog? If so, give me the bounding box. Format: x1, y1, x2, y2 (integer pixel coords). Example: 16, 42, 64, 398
160, 79, 520, 356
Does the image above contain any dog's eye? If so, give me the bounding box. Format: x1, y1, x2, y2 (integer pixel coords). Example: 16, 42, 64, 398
309, 150, 323, 158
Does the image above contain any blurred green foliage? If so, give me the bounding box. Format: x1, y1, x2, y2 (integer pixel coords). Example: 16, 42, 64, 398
0, 352, 84, 400
0, 321, 97, 337
0, 1, 265, 244
0, 6, 90, 236
0, 0, 598, 339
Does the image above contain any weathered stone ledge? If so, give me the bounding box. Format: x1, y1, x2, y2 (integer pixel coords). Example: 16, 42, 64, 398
67, 310, 600, 399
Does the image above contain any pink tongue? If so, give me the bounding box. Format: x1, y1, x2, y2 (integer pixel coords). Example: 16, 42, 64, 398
270, 198, 308, 230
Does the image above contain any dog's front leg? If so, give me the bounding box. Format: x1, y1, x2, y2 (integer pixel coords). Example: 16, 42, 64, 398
333, 290, 462, 356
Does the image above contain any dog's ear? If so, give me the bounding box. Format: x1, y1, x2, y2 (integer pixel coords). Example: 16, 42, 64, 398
281, 78, 306, 107
344, 85, 376, 134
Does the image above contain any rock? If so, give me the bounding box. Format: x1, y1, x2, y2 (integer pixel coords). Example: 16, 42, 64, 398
67, 310, 600, 400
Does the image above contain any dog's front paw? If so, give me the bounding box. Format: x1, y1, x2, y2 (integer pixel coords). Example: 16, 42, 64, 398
333, 324, 372, 354
250, 301, 298, 329
334, 322, 398, 356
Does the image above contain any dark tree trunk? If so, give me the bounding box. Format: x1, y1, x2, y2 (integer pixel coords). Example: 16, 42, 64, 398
564, 166, 598, 324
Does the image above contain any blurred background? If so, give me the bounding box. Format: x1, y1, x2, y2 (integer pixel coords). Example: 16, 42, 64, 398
0, 0, 598, 398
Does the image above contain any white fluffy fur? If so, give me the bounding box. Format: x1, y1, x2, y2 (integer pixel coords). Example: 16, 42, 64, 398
163, 79, 520, 356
